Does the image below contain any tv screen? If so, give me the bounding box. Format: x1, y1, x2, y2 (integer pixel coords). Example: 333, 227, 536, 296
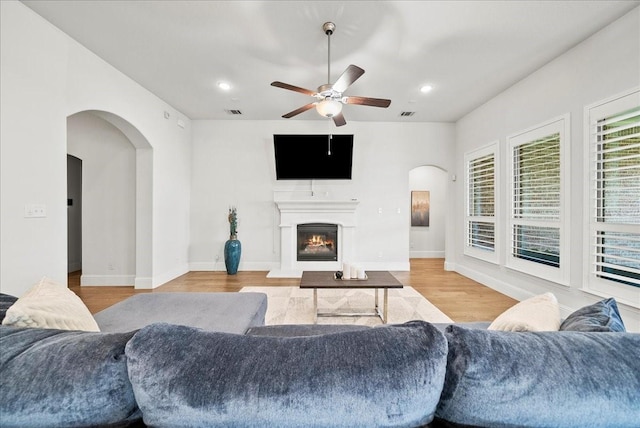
274, 134, 353, 180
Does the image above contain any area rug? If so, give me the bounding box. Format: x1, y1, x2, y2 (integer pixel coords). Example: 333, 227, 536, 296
240, 286, 453, 326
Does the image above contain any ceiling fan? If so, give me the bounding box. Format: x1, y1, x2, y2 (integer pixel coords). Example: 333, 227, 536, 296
271, 22, 391, 127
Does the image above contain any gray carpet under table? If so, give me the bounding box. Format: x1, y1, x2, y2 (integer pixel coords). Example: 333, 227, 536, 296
94, 292, 268, 334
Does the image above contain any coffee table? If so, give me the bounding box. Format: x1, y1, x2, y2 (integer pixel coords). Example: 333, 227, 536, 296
299, 271, 404, 324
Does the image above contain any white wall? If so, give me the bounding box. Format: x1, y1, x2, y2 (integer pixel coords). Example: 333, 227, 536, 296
453, 7, 640, 331
0, 1, 192, 296
67, 112, 136, 285
409, 166, 447, 258
189, 120, 455, 272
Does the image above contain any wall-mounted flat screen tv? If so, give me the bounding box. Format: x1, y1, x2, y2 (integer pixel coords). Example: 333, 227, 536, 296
273, 134, 353, 180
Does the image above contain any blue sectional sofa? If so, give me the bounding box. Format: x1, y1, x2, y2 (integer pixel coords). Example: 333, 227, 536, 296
1, 292, 639, 428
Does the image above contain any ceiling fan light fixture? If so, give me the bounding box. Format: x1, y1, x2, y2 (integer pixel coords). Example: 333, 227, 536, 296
420, 85, 433, 93
316, 98, 343, 117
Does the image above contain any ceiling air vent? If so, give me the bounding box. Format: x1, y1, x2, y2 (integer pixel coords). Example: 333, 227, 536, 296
225, 109, 243, 115
400, 111, 416, 117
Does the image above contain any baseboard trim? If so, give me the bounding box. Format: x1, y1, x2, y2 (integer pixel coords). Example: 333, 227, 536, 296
134, 277, 152, 289
188, 261, 279, 272
81, 275, 135, 286
455, 264, 533, 302
443, 260, 456, 271
191, 261, 410, 274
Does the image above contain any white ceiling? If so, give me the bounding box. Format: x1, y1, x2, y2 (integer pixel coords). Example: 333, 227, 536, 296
22, 0, 639, 124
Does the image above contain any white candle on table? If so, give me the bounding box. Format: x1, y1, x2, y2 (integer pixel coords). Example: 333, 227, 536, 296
342, 263, 351, 279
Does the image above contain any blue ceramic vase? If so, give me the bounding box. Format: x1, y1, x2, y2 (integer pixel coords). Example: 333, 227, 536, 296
224, 236, 241, 275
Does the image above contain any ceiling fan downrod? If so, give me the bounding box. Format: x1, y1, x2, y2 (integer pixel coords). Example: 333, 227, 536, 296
323, 22, 335, 85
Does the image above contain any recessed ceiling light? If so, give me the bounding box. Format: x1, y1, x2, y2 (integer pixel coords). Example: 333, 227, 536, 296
218, 82, 231, 91
420, 85, 433, 93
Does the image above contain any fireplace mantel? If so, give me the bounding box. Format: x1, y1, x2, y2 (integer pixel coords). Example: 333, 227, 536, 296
268, 199, 359, 277
275, 199, 359, 219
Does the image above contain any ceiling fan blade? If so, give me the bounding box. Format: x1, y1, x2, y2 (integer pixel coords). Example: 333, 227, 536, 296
332, 112, 347, 127
344, 96, 391, 108
332, 65, 365, 93
282, 103, 316, 118
271, 81, 316, 96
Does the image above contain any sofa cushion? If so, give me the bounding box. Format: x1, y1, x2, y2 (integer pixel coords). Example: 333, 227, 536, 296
0, 293, 18, 324
436, 325, 640, 428
488, 292, 560, 331
126, 320, 448, 428
1, 277, 99, 331
0, 325, 141, 427
245, 323, 371, 337
560, 298, 626, 332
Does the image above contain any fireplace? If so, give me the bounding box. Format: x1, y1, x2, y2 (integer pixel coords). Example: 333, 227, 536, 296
268, 198, 359, 278
297, 223, 338, 261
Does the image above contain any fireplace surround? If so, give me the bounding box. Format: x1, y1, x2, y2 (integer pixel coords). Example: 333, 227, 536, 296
268, 199, 359, 278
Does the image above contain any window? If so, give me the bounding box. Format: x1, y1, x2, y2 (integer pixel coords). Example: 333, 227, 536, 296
507, 116, 570, 284
464, 143, 499, 263
585, 89, 640, 308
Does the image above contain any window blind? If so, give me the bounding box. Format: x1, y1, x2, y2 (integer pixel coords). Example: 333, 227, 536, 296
592, 106, 640, 287
513, 134, 560, 220
512, 132, 561, 267
512, 224, 560, 267
464, 145, 498, 262
468, 221, 495, 250
468, 153, 495, 217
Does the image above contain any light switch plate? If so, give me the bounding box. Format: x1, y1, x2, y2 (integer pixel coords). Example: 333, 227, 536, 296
25, 204, 46, 218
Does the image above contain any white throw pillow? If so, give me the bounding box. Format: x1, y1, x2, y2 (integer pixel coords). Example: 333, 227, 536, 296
2, 277, 100, 331
488, 292, 561, 332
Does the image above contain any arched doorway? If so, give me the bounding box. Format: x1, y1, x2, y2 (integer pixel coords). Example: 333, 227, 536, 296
408, 165, 448, 258
67, 110, 153, 289
67, 154, 83, 273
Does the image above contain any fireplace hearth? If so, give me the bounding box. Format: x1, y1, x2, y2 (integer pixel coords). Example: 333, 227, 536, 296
297, 223, 338, 261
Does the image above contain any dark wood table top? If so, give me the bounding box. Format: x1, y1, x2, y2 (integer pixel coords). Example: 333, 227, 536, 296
300, 270, 404, 289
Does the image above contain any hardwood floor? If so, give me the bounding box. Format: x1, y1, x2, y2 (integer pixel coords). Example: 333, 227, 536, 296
70, 258, 517, 322
392, 259, 517, 322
